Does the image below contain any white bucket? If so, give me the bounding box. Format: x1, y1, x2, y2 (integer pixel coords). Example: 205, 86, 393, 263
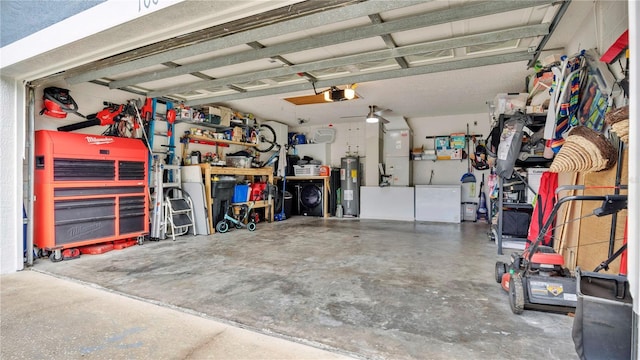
461, 181, 477, 203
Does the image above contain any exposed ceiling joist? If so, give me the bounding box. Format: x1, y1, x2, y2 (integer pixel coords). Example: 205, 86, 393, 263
368, 13, 410, 69
528, 0, 572, 67
105, 0, 554, 90
147, 23, 549, 98
66, 0, 424, 85
184, 51, 532, 106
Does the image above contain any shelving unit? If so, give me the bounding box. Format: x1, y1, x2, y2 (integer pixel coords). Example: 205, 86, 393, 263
414, 133, 483, 161
186, 134, 258, 148
495, 173, 533, 254
177, 119, 232, 131
181, 133, 258, 165
493, 113, 552, 255
199, 165, 274, 233
177, 122, 272, 233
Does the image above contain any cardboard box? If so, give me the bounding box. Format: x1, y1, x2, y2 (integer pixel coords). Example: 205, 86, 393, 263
436, 148, 462, 160
202, 106, 221, 116
219, 106, 232, 127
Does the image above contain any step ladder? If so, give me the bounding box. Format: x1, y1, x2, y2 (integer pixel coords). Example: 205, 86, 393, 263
150, 160, 195, 240
163, 185, 196, 241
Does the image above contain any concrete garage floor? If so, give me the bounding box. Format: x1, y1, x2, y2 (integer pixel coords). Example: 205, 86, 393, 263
5, 217, 578, 359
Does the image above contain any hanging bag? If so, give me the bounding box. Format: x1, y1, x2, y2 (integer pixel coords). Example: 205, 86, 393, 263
40, 87, 84, 118
495, 112, 528, 178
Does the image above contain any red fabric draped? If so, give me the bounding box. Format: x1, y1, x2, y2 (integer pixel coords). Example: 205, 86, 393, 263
527, 171, 559, 246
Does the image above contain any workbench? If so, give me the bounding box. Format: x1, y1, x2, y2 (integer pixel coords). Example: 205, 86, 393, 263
199, 165, 274, 233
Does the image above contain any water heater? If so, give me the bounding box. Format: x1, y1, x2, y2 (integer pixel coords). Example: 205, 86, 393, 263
340, 156, 360, 217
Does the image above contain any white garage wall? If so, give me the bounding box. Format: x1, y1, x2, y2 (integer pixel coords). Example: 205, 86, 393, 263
409, 113, 492, 186
35, 82, 148, 132
0, 76, 23, 273
564, 1, 628, 57
290, 121, 365, 169
291, 113, 493, 187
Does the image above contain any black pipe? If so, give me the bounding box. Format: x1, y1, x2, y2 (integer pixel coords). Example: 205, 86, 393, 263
608, 142, 625, 258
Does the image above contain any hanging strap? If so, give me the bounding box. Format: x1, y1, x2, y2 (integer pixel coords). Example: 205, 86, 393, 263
593, 243, 627, 273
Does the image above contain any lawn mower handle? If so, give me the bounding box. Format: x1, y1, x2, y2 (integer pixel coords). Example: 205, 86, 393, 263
527, 194, 628, 267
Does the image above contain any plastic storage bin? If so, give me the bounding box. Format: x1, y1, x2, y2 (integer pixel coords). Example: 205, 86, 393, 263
226, 156, 252, 168
233, 184, 250, 203
294, 164, 321, 176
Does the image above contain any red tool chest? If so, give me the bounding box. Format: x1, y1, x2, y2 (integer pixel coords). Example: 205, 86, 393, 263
34, 130, 149, 251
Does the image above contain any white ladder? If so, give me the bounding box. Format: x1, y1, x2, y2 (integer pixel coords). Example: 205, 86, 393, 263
150, 161, 196, 240
162, 165, 196, 240
149, 157, 165, 240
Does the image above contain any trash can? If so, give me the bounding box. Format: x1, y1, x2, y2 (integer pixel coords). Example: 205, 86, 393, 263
274, 190, 293, 219
211, 178, 236, 226
283, 191, 293, 218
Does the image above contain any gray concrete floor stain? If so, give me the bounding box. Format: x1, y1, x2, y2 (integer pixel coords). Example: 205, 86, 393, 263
31, 217, 578, 360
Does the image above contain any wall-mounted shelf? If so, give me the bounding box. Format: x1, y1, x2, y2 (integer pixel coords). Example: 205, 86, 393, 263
420, 133, 484, 162
180, 134, 258, 164
176, 119, 232, 131
185, 134, 258, 148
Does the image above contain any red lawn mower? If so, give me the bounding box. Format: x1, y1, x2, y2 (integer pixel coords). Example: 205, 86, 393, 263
495, 194, 628, 314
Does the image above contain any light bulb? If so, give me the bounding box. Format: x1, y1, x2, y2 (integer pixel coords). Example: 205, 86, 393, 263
343, 88, 355, 100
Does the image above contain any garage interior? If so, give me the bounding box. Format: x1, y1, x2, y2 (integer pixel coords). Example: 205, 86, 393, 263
0, 1, 636, 359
